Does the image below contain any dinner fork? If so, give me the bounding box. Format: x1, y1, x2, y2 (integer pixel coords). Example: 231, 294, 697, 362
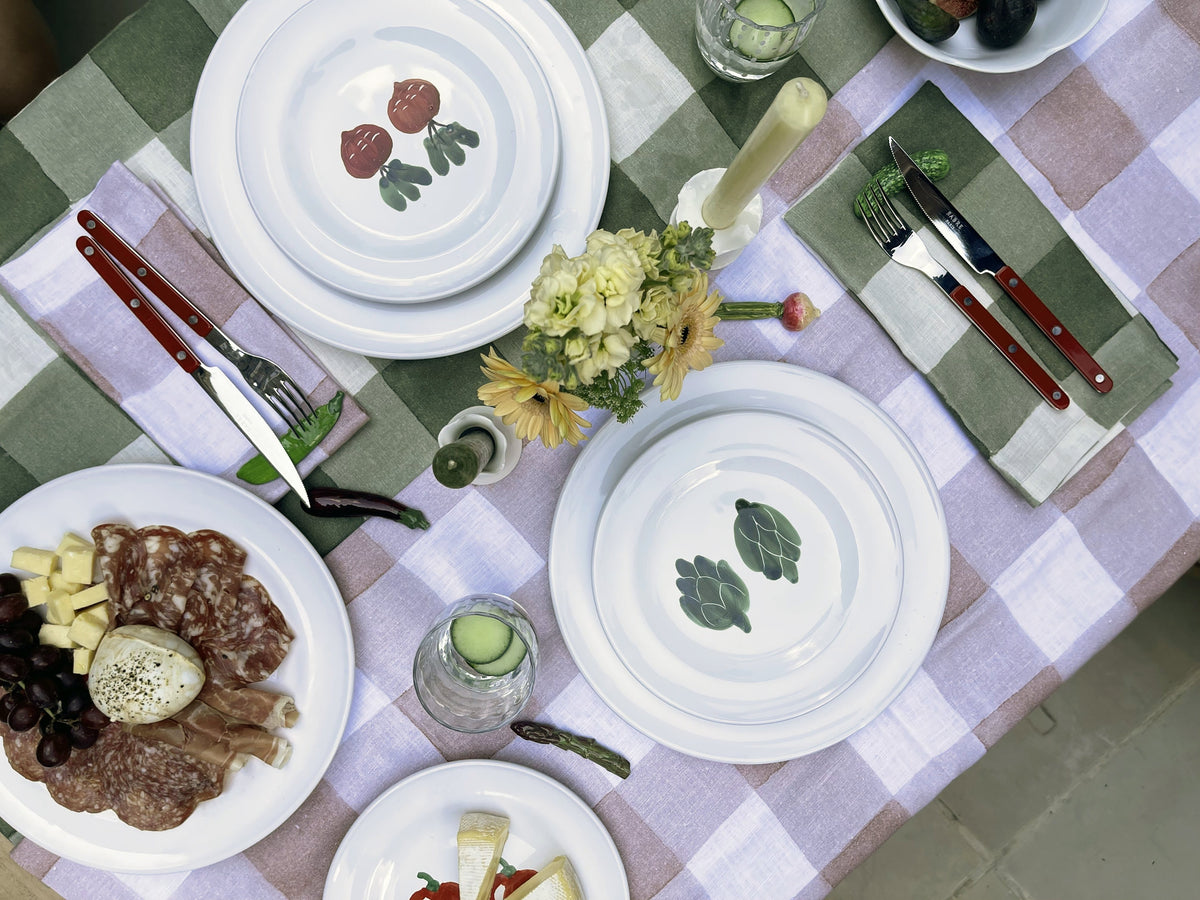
856, 183, 1069, 411
78, 210, 318, 433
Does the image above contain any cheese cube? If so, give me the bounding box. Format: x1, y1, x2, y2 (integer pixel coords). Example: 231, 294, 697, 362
39, 623, 77, 649
11, 546, 56, 576
59, 545, 95, 585
72, 646, 95, 675
56, 532, 92, 555
70, 582, 109, 611
67, 606, 108, 650
44, 589, 76, 626
22, 575, 51, 607
49, 571, 84, 594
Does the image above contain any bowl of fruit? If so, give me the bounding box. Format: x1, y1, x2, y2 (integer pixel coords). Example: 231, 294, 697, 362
876, 0, 1108, 73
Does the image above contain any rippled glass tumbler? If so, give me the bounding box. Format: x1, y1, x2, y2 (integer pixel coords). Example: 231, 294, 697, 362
412, 593, 538, 733
695, 0, 826, 82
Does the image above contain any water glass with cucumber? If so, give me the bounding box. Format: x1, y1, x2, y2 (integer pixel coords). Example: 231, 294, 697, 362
695, 0, 827, 82
412, 594, 538, 732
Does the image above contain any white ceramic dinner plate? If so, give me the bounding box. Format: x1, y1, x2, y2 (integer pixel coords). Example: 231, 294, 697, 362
549, 362, 949, 763
592, 409, 904, 727
875, 0, 1108, 73
235, 0, 560, 302
323, 760, 629, 900
193, 0, 608, 358
0, 465, 354, 873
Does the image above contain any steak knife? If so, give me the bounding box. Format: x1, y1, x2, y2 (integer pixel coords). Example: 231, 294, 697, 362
889, 137, 1113, 393
76, 235, 312, 508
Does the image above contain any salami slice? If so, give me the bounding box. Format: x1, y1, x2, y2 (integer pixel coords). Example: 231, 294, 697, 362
119, 526, 200, 632
178, 529, 246, 653
2, 720, 44, 783
92, 523, 145, 626
44, 728, 112, 814
99, 727, 225, 831
192, 575, 292, 686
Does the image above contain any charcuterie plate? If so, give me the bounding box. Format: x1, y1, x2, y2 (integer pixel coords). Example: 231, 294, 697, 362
0, 465, 353, 873
324, 760, 628, 899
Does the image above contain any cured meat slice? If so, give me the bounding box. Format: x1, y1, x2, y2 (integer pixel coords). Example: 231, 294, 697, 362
120, 526, 200, 632
99, 726, 225, 831
198, 683, 298, 729
177, 529, 246, 657
191, 575, 292, 686
128, 721, 248, 770
92, 523, 145, 626
3, 720, 43, 782
172, 700, 292, 768
44, 728, 114, 814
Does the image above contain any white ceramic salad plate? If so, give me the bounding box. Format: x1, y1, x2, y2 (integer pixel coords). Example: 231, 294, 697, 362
0, 465, 354, 872
323, 760, 629, 899
192, 0, 608, 358
236, 0, 560, 302
549, 362, 949, 763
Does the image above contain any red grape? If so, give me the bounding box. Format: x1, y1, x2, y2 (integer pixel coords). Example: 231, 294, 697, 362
26, 676, 59, 708
0, 574, 20, 595
67, 723, 99, 749
0, 592, 26, 624
80, 707, 110, 730
0, 654, 30, 682
0, 629, 34, 652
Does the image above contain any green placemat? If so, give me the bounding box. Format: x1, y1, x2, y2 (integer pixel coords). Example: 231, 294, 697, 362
785, 82, 1178, 505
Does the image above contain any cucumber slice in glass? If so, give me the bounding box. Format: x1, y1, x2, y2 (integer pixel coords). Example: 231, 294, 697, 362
470, 636, 528, 677
729, 0, 795, 60
449, 614, 513, 665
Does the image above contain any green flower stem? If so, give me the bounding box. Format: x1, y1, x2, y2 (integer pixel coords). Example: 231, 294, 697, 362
715, 301, 784, 320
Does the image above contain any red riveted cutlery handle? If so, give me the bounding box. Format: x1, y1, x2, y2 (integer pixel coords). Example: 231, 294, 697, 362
77, 209, 215, 339
76, 235, 202, 375
995, 266, 1112, 394
948, 284, 1070, 410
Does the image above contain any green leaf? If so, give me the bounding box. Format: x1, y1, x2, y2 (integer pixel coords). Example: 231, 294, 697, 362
448, 121, 480, 148
379, 177, 408, 211
424, 135, 449, 176
438, 127, 466, 166
392, 161, 432, 185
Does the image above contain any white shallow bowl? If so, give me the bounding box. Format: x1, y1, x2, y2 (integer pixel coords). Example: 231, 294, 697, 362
875, 0, 1108, 73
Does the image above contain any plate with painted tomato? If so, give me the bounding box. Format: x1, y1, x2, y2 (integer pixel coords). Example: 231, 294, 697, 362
323, 760, 628, 900
234, 0, 560, 304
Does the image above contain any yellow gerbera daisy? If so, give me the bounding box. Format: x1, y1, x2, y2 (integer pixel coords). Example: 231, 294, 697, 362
477, 349, 589, 448
645, 274, 724, 401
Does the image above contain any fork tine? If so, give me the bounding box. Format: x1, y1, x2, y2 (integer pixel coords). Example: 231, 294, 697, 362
271, 385, 309, 434
279, 379, 317, 421
858, 197, 885, 247
265, 390, 303, 434
869, 182, 905, 235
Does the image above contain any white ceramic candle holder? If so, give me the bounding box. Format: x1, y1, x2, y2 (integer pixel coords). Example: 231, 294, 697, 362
671, 167, 763, 271
437, 406, 522, 485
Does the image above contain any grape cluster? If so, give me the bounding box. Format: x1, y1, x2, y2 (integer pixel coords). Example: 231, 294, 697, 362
0, 573, 110, 767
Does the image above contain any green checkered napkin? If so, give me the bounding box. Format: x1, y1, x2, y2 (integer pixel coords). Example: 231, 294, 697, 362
785, 82, 1177, 505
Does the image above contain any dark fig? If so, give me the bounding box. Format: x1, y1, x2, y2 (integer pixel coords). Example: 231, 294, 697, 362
977, 0, 1036, 48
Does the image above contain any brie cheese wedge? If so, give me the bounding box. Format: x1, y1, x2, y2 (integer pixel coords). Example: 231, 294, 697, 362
506, 856, 584, 900
88, 625, 206, 724
457, 812, 510, 900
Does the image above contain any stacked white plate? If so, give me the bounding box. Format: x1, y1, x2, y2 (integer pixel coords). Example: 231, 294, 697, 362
548, 362, 950, 763
192, 0, 609, 358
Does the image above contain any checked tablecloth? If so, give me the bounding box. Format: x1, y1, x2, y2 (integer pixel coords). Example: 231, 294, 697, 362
3, 0, 1200, 898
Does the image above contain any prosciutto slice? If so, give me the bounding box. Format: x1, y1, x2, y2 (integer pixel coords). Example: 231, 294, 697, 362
197, 683, 298, 729
172, 700, 292, 768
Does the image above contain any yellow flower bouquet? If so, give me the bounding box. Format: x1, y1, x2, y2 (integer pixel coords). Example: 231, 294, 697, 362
477, 222, 723, 448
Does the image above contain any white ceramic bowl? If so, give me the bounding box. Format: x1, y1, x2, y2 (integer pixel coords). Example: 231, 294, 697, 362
875, 0, 1108, 73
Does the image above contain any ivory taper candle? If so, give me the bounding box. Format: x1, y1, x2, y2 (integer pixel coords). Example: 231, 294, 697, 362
701, 76, 827, 229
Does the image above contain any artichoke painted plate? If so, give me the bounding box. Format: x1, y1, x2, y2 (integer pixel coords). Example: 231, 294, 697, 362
592, 410, 903, 727
548, 362, 948, 763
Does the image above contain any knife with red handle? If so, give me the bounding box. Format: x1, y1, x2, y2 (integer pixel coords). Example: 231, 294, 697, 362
889, 138, 1113, 394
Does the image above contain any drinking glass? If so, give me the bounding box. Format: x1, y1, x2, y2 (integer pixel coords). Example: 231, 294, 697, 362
695, 0, 827, 82
412, 593, 538, 732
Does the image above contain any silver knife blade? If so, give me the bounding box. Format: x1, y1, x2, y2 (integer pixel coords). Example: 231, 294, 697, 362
194, 366, 311, 508
888, 137, 1004, 276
